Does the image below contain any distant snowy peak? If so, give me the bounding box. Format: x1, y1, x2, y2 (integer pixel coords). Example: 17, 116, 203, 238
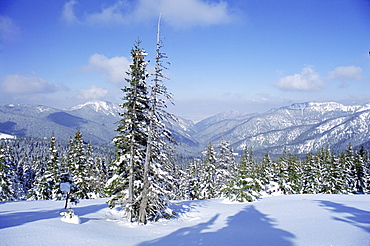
68, 100, 121, 116
0, 132, 16, 140
281, 101, 370, 113
199, 110, 249, 124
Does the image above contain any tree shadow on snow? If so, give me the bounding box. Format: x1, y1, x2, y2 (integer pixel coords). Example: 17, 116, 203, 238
0, 203, 107, 229
316, 200, 370, 233
170, 200, 210, 218
138, 205, 295, 246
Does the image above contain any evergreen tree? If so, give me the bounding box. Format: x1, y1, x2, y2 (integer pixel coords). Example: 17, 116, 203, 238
286, 153, 302, 193
0, 143, 13, 201
31, 162, 54, 200
22, 157, 35, 198
302, 152, 321, 194
353, 149, 367, 194
358, 146, 370, 193
107, 40, 150, 222
330, 153, 348, 194
223, 146, 262, 202
185, 158, 201, 200
215, 140, 235, 196
139, 19, 177, 223
30, 135, 61, 200
199, 143, 217, 199
47, 134, 61, 199
260, 152, 277, 194
86, 143, 105, 198
340, 144, 357, 193
276, 149, 292, 194
69, 130, 90, 199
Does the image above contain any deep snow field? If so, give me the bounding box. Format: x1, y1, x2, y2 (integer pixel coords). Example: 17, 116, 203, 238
1, 194, 369, 246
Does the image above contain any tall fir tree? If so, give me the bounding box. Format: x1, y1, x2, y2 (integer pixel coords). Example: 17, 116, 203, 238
199, 143, 217, 199
69, 130, 90, 199
215, 140, 235, 196
341, 144, 357, 193
139, 17, 177, 224
302, 152, 320, 194
48, 134, 61, 199
259, 152, 276, 193
107, 40, 150, 222
353, 149, 367, 194
0, 143, 13, 201
185, 158, 201, 200
29, 134, 60, 200
223, 146, 262, 202
86, 142, 104, 198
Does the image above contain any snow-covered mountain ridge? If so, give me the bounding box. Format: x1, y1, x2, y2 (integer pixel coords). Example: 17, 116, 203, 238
67, 100, 121, 117
0, 100, 369, 157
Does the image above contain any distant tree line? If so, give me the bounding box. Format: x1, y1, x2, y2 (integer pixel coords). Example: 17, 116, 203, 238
1, 132, 370, 214
0, 132, 113, 202
179, 142, 370, 202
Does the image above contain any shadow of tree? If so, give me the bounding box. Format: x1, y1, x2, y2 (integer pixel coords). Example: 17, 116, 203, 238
316, 200, 370, 233
0, 203, 107, 229
138, 205, 295, 246
170, 200, 210, 219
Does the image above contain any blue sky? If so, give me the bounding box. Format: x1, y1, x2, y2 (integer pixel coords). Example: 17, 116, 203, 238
1, 0, 369, 122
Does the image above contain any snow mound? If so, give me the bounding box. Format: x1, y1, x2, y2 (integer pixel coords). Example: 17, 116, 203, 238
60, 210, 81, 224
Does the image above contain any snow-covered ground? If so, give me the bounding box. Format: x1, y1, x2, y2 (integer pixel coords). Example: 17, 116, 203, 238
1, 194, 369, 245
0, 132, 15, 140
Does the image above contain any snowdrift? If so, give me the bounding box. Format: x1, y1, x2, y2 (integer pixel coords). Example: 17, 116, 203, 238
1, 194, 369, 245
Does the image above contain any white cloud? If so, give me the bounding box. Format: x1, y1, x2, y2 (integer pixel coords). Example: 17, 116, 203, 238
61, 0, 80, 24
85, 1, 128, 25
80, 53, 131, 84
328, 66, 362, 80
0, 15, 20, 42
135, 0, 234, 28
61, 0, 235, 28
274, 66, 325, 91
1, 74, 58, 94
78, 85, 108, 99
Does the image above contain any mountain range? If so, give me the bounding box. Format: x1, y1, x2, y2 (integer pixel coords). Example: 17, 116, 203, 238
1, 100, 370, 158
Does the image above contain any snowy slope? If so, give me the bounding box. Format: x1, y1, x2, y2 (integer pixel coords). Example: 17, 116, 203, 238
0, 132, 15, 139
1, 195, 369, 246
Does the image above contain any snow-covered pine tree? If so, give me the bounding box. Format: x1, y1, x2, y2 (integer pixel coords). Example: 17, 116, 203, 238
301, 152, 320, 194
176, 167, 190, 200
22, 157, 35, 198
326, 153, 347, 194
139, 17, 177, 224
214, 140, 235, 196
31, 162, 53, 200
340, 144, 357, 193
199, 143, 217, 199
69, 130, 90, 199
86, 142, 104, 198
352, 149, 367, 194
286, 153, 302, 194
316, 146, 332, 193
185, 158, 201, 200
358, 146, 370, 193
48, 134, 61, 199
223, 146, 262, 202
0, 143, 14, 201
259, 152, 276, 194
14, 157, 26, 199
107, 40, 150, 222
275, 149, 292, 194
29, 134, 60, 200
